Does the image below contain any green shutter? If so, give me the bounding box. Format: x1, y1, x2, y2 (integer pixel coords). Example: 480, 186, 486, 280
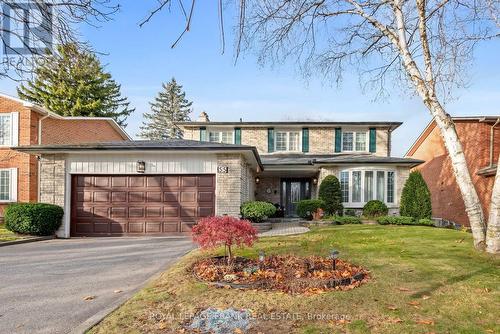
268, 128, 275, 153
234, 127, 241, 144
302, 128, 309, 153
369, 128, 376, 153
199, 127, 207, 141
334, 128, 342, 152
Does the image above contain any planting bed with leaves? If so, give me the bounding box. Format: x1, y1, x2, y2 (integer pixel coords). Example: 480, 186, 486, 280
192, 255, 369, 294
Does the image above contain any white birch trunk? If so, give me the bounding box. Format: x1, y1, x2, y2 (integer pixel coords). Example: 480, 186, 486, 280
486, 155, 500, 254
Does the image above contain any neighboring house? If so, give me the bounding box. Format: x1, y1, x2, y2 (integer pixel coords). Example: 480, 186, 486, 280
0, 93, 130, 216
406, 116, 500, 227
16, 111, 421, 238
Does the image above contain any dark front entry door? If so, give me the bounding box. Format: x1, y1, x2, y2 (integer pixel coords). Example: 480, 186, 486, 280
281, 179, 311, 217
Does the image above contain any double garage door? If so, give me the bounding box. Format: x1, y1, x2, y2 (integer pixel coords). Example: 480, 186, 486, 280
71, 174, 215, 237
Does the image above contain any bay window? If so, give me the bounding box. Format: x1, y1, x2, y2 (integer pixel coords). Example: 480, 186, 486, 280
339, 169, 396, 205
275, 131, 300, 152
342, 130, 368, 152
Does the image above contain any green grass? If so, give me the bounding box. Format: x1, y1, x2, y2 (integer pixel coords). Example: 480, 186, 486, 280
90, 225, 500, 334
0, 223, 19, 242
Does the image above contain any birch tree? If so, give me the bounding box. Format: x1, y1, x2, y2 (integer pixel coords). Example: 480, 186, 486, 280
141, 0, 499, 252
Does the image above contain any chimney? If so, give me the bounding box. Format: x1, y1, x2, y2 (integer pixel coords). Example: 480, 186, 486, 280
197, 111, 210, 122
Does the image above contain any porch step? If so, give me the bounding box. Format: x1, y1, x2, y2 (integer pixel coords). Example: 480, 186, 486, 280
251, 222, 272, 233
267, 218, 304, 224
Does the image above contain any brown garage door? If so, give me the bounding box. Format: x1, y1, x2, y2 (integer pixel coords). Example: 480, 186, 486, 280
71, 174, 215, 237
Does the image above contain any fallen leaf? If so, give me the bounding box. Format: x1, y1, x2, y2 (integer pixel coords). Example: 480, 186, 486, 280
456, 238, 464, 243
113, 290, 122, 293
415, 319, 435, 325
387, 305, 398, 311
388, 317, 403, 324
408, 301, 420, 306
397, 287, 411, 292
422, 295, 430, 300
83, 295, 95, 301
234, 328, 244, 334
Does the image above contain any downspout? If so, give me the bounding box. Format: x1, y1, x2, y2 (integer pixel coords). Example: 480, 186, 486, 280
489, 118, 500, 168
37, 114, 50, 201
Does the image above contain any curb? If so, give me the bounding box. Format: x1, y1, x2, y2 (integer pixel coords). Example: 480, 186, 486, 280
0, 236, 54, 247
71, 247, 196, 334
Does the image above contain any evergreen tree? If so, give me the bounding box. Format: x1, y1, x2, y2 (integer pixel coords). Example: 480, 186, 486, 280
318, 175, 344, 216
400, 171, 432, 220
17, 43, 133, 126
139, 78, 192, 140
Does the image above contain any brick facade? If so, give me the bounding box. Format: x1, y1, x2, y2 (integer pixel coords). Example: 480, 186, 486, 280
406, 119, 500, 226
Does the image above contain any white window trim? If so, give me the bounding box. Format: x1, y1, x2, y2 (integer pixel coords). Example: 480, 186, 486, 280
274, 130, 301, 153
0, 112, 19, 147
0, 168, 18, 203
338, 168, 397, 207
341, 130, 368, 153
207, 129, 234, 144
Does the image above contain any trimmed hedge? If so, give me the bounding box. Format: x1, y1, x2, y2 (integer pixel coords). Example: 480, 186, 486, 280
296, 199, 324, 220
318, 175, 343, 215
362, 200, 388, 218
400, 171, 432, 220
334, 216, 362, 224
376, 216, 436, 227
240, 201, 277, 223
5, 203, 64, 236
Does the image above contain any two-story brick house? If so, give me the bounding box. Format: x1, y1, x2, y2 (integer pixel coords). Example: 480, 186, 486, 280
17, 111, 421, 237
0, 93, 130, 216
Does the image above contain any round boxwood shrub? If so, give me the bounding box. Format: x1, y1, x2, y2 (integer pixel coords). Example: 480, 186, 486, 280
296, 199, 325, 220
5, 203, 64, 236
400, 171, 432, 220
240, 201, 277, 223
318, 175, 343, 216
363, 200, 388, 218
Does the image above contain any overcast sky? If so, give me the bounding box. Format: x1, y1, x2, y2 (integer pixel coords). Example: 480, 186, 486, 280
0, 1, 498, 157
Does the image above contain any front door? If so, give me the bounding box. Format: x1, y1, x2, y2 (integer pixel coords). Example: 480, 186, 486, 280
281, 179, 311, 217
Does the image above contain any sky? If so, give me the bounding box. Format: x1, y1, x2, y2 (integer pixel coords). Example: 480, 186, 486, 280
0, 1, 499, 157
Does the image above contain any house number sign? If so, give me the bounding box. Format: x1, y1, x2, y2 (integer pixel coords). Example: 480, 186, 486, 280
217, 165, 229, 173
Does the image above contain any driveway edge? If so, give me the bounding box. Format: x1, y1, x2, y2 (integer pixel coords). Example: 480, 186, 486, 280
0, 236, 54, 247
71, 247, 196, 334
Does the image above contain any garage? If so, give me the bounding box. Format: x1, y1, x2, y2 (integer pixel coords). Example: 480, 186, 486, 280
71, 174, 215, 236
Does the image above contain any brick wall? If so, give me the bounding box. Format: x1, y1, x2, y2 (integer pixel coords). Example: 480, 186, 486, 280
408, 120, 499, 226
39, 154, 67, 237
255, 177, 281, 203
41, 118, 126, 144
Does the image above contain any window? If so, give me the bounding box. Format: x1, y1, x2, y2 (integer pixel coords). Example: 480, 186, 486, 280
0, 169, 16, 202
342, 130, 367, 152
339, 169, 395, 205
340, 171, 349, 202
352, 171, 362, 202
275, 131, 300, 152
387, 171, 395, 203
208, 130, 233, 144
0, 114, 12, 146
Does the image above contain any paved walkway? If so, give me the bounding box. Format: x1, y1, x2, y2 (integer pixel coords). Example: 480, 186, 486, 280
259, 222, 310, 237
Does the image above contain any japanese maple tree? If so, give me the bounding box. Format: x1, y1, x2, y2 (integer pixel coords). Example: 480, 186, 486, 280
192, 216, 258, 263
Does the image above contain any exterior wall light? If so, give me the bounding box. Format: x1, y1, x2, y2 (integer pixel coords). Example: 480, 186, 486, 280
330, 249, 340, 270
313, 178, 318, 185
255, 177, 260, 184
136, 160, 146, 173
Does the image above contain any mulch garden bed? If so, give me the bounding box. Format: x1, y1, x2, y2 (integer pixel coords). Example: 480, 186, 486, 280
192, 255, 369, 294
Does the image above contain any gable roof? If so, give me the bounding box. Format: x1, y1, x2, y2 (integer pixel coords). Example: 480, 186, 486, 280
0, 92, 131, 140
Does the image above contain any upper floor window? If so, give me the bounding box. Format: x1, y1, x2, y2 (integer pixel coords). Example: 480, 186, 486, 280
0, 168, 17, 202
342, 131, 367, 152
275, 131, 300, 152
0, 114, 12, 146
208, 130, 233, 144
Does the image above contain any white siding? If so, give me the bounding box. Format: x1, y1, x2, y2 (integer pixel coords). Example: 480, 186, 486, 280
67, 153, 217, 174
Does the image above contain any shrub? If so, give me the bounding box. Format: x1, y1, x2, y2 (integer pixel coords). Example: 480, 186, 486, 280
334, 216, 362, 224
376, 216, 415, 225
296, 199, 325, 220
240, 201, 277, 223
192, 216, 258, 263
5, 203, 64, 236
318, 175, 343, 216
363, 200, 388, 218
344, 209, 357, 217
400, 171, 432, 220
418, 218, 435, 226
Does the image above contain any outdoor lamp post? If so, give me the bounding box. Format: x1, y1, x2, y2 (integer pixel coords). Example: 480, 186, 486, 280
330, 249, 340, 270
259, 250, 265, 263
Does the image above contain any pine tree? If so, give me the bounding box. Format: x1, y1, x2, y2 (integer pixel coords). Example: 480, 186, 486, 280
139, 78, 192, 140
400, 171, 432, 220
17, 43, 133, 126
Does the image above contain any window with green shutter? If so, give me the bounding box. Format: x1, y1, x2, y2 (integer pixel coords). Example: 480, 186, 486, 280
369, 128, 377, 153
268, 128, 275, 153
302, 128, 309, 153
199, 127, 207, 141
334, 128, 342, 152
234, 128, 241, 144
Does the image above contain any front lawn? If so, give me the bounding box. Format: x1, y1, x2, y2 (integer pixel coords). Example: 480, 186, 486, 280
0, 223, 19, 242
90, 225, 499, 334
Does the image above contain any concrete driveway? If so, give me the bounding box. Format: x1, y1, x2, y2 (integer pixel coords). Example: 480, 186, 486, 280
0, 237, 194, 334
